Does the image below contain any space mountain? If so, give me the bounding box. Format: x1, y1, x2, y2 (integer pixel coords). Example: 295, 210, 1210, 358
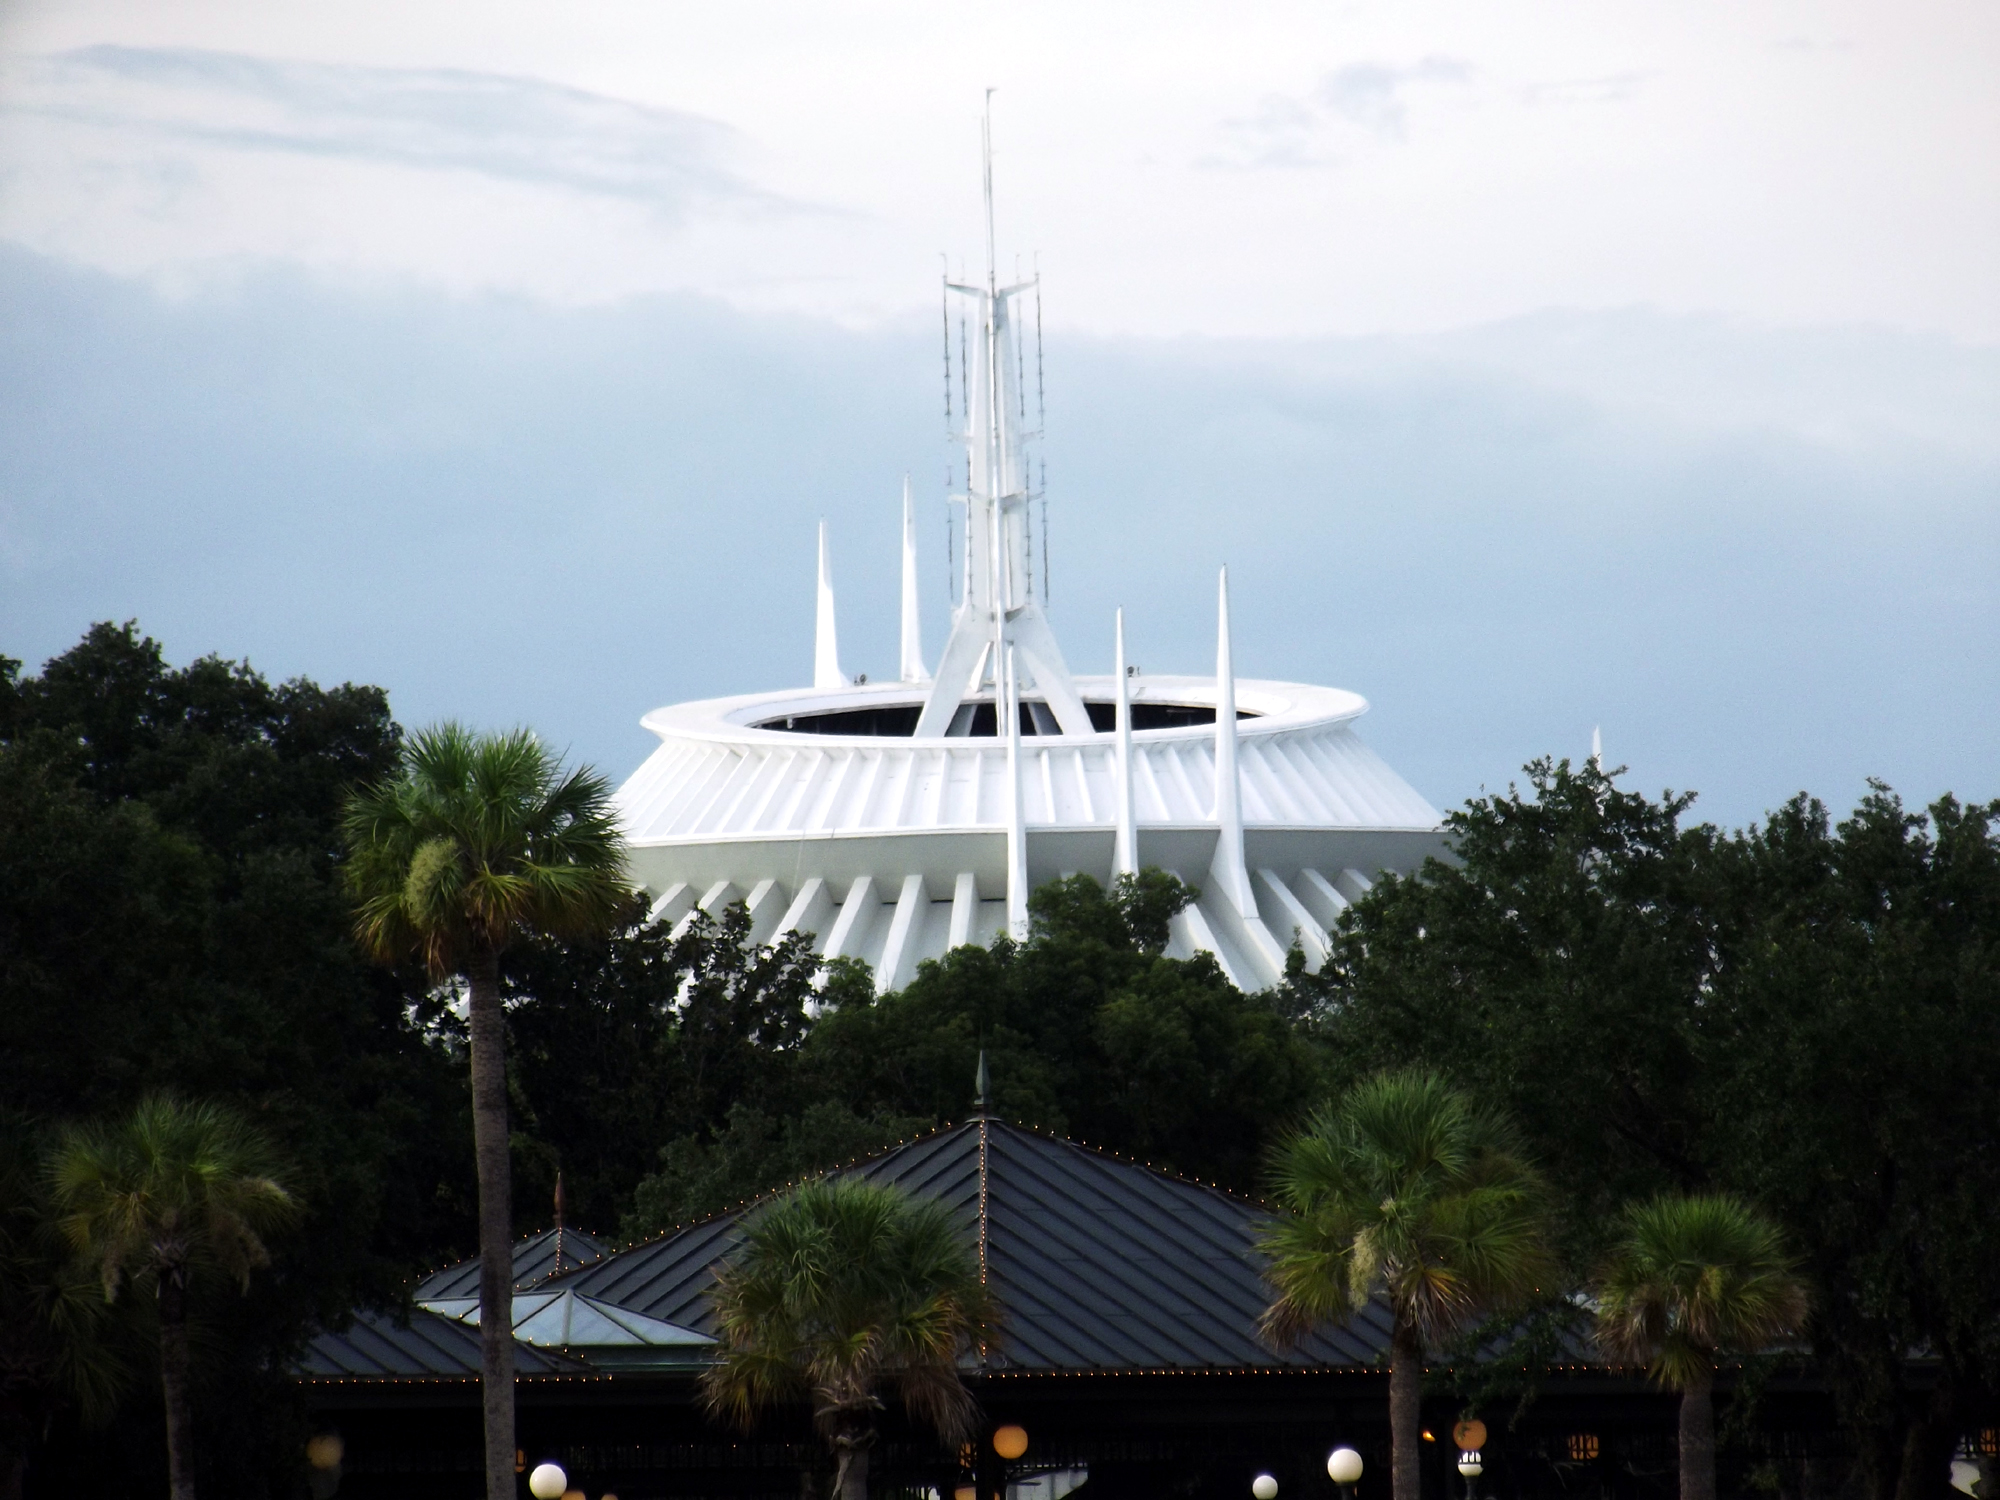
612, 199, 1444, 993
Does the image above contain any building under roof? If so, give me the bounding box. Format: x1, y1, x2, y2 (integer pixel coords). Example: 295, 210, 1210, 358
301, 1119, 1833, 1500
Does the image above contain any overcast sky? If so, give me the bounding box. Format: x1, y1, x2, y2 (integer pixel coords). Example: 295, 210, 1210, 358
2, 1, 1995, 829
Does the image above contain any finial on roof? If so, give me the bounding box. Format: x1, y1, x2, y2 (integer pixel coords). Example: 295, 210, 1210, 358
974, 1048, 991, 1116
553, 1170, 566, 1232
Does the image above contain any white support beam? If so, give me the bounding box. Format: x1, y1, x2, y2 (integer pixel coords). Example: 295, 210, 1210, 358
1296, 868, 1350, 931
1171, 899, 1253, 993
743, 878, 789, 946
773, 877, 834, 944
875, 874, 930, 994
1198, 885, 1289, 992
822, 875, 880, 963
673, 878, 740, 940
1255, 868, 1330, 970
1335, 868, 1376, 903
647, 882, 695, 926
948, 872, 980, 950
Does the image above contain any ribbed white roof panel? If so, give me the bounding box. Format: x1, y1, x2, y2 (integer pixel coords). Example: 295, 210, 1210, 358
616, 675, 1440, 844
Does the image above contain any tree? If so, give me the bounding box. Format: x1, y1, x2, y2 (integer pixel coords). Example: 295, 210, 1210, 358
1258, 1071, 1551, 1500
342, 723, 628, 1500
505, 899, 825, 1236
805, 873, 1327, 1189
702, 1177, 994, 1500
0, 1114, 129, 1500
1594, 1194, 1808, 1500
47, 1096, 297, 1500
2, 625, 469, 1495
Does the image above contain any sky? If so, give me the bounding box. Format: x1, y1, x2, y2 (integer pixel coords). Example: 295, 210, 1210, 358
2, 1, 1996, 830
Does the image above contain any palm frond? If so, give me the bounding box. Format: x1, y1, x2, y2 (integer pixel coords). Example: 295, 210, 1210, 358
1591, 1193, 1808, 1390
701, 1177, 993, 1447
1258, 1070, 1551, 1355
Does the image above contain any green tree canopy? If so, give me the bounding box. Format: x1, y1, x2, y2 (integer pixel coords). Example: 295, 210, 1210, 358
1259, 1070, 1551, 1500
702, 1176, 994, 1500
1595, 1193, 1808, 1500
49, 1096, 298, 1500
0, 624, 468, 1496
343, 721, 628, 1500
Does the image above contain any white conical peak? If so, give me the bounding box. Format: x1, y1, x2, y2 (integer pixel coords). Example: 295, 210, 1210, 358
1114, 607, 1137, 878
1591, 725, 1603, 771
1209, 566, 1256, 919
899, 477, 926, 683
814, 522, 848, 691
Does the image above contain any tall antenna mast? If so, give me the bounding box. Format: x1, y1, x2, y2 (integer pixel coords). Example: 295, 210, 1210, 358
913, 96, 1091, 739
983, 89, 997, 295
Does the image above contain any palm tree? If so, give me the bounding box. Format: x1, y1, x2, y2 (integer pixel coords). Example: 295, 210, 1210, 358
1594, 1194, 1808, 1500
1258, 1071, 1551, 1500
703, 1177, 995, 1500
46, 1096, 295, 1500
0, 1114, 129, 1500
342, 722, 627, 1500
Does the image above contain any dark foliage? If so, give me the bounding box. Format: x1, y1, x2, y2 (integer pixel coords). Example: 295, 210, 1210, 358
1296, 758, 2000, 1500
0, 625, 471, 1497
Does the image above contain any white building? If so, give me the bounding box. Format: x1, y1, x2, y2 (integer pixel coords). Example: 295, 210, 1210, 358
614, 139, 1443, 993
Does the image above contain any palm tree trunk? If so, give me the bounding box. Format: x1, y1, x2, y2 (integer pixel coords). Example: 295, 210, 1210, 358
1679, 1365, 1716, 1500
468, 948, 516, 1500
158, 1267, 197, 1500
833, 1434, 871, 1500
1390, 1317, 1423, 1500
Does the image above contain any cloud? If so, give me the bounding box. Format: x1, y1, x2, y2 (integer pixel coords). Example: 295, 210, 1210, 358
1212, 55, 1473, 167
3, 46, 774, 217
1518, 70, 1654, 107
1314, 56, 1473, 138
1, 247, 1992, 829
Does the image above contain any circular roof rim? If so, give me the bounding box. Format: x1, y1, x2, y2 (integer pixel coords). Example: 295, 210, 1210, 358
639, 675, 1369, 748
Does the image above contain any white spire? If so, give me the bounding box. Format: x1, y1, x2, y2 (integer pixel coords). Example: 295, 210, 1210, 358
1113, 607, 1136, 878
899, 476, 926, 683
1208, 566, 1256, 919
814, 522, 848, 691
912, 102, 1091, 739
1590, 725, 1603, 771
1004, 644, 1029, 940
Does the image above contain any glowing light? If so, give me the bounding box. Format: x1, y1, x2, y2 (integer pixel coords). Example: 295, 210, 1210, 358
1327, 1448, 1364, 1485
993, 1425, 1029, 1460
528, 1463, 568, 1499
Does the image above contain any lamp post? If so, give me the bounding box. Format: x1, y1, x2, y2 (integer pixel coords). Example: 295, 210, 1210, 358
1327, 1447, 1364, 1500
1455, 1451, 1483, 1500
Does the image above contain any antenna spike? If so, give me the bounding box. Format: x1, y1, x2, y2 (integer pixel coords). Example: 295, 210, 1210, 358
814, 521, 849, 691
900, 475, 927, 683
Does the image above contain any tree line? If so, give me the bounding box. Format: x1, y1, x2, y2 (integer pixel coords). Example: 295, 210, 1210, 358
1, 623, 1995, 1499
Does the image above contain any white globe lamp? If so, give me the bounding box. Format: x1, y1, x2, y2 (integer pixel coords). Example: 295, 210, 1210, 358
1327, 1449, 1364, 1487
527, 1462, 568, 1500
1252, 1474, 1279, 1500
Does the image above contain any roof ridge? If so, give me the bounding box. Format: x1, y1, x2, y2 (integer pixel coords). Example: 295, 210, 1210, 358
976, 1117, 1274, 1210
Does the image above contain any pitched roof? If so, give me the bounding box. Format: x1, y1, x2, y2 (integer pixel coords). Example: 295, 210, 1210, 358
301, 1120, 1402, 1382
415, 1224, 608, 1299
298, 1304, 596, 1381
566, 1119, 1395, 1372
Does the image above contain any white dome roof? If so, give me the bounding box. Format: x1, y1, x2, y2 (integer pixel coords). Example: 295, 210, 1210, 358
614, 673, 1442, 994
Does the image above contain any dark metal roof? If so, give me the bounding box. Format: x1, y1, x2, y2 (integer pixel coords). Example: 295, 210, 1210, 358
565, 1120, 1396, 1373
303, 1121, 1417, 1383
415, 1225, 609, 1299
299, 1305, 595, 1381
